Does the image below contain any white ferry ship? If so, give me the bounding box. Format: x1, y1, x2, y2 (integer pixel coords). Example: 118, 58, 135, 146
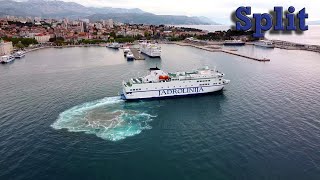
254, 40, 275, 48
139, 42, 161, 57
14, 51, 26, 58
120, 66, 230, 100
224, 40, 245, 46
1, 55, 15, 64
107, 42, 120, 49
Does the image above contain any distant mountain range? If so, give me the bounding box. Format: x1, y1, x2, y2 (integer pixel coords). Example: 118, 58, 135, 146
0, 0, 219, 25
88, 13, 218, 25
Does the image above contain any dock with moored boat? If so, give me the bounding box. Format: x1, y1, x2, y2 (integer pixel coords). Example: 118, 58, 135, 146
129, 48, 145, 60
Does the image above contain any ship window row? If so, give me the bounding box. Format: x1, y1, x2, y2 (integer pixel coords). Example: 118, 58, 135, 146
197, 80, 210, 82
130, 88, 142, 91
200, 83, 209, 86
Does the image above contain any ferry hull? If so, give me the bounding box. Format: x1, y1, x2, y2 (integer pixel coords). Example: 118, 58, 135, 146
14, 55, 25, 58
121, 85, 225, 100
141, 51, 161, 58
224, 42, 245, 46
1, 58, 15, 64
254, 44, 275, 48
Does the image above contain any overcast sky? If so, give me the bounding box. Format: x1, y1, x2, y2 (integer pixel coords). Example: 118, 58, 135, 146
61, 0, 319, 24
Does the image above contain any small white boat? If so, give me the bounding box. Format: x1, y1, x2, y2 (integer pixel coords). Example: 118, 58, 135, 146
107, 42, 120, 49
1, 55, 15, 64
14, 51, 26, 58
126, 52, 135, 61
123, 48, 131, 56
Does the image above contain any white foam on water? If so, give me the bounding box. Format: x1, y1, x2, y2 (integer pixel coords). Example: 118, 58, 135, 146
51, 96, 156, 141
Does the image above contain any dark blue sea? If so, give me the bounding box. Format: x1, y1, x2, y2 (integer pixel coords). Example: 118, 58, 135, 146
1, 44, 320, 180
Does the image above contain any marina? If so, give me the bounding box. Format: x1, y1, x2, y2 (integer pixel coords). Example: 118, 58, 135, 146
4, 39, 320, 65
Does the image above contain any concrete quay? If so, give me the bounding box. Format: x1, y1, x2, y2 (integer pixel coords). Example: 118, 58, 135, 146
129, 48, 145, 60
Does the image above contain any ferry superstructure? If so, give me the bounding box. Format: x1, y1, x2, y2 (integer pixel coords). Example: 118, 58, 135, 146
121, 66, 230, 100
139, 42, 161, 57
254, 40, 275, 48
224, 40, 245, 46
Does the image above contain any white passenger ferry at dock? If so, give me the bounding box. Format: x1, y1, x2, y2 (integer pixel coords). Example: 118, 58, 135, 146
1, 55, 15, 64
14, 51, 26, 58
107, 42, 120, 49
121, 66, 230, 100
254, 40, 275, 48
139, 41, 161, 57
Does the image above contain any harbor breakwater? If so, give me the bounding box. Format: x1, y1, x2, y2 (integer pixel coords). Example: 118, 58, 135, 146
172, 41, 270, 62
271, 40, 320, 52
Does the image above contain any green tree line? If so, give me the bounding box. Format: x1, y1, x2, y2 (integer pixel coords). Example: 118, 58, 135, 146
1, 37, 38, 48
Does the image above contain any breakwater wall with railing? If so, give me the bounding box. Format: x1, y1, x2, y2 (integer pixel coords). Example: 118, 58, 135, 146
271, 40, 320, 53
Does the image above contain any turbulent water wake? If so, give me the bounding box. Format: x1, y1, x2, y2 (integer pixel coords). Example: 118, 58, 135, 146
51, 96, 156, 141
